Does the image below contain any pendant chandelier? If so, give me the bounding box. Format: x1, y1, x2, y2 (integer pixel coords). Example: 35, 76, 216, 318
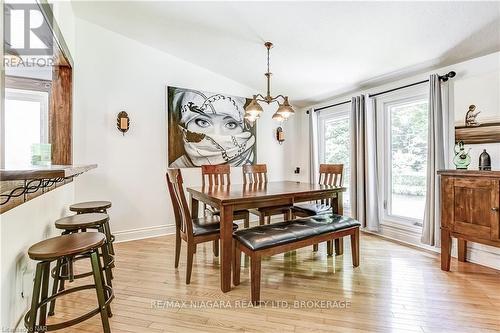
244, 42, 295, 123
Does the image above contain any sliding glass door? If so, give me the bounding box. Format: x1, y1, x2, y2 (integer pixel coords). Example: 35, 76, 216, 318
378, 86, 429, 228
318, 104, 351, 213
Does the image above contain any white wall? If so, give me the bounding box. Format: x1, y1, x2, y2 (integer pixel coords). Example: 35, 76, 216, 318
0, 183, 75, 330
298, 52, 500, 270
73, 18, 296, 241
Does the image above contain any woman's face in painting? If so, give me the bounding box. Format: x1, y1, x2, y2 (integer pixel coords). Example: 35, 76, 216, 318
186, 114, 243, 136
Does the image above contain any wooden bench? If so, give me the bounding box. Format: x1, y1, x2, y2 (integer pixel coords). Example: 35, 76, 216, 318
232, 213, 360, 304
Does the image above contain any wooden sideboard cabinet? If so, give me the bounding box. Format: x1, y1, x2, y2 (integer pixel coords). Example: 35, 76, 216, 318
438, 170, 500, 270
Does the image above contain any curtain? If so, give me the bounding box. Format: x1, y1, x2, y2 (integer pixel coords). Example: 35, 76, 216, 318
351, 95, 380, 231
309, 108, 319, 184
421, 74, 447, 246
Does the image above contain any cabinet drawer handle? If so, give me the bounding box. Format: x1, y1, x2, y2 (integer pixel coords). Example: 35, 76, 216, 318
492, 207, 499, 212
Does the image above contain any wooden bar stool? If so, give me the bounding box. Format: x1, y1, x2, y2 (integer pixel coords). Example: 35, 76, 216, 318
24, 232, 113, 333
69, 201, 115, 255
49, 213, 114, 317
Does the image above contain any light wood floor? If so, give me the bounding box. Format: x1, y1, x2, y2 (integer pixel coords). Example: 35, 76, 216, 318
47, 231, 500, 333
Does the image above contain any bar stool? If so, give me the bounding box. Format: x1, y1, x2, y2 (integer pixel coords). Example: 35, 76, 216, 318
70, 201, 115, 255
24, 232, 113, 333
48, 213, 114, 317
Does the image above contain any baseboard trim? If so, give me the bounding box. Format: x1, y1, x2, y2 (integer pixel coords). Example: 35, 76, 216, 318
114, 224, 176, 243
370, 224, 500, 270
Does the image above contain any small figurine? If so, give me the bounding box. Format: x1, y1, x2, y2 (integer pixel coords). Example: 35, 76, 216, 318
465, 105, 481, 127
453, 141, 471, 170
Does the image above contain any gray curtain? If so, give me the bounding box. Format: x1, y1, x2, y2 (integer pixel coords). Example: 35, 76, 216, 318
309, 108, 319, 184
351, 95, 380, 231
421, 74, 447, 246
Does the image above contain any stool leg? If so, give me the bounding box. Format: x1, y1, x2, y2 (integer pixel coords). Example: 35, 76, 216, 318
48, 258, 62, 316
38, 262, 50, 328
90, 251, 111, 332
213, 240, 219, 257
27, 263, 43, 332
103, 222, 115, 256
97, 247, 113, 318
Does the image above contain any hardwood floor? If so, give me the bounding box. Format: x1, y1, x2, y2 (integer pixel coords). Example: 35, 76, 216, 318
47, 230, 500, 333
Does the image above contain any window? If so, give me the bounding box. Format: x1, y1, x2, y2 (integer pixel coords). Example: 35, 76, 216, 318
318, 104, 351, 213
378, 87, 429, 227
4, 88, 49, 167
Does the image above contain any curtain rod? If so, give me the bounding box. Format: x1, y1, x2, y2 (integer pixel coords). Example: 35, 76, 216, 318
309, 71, 456, 113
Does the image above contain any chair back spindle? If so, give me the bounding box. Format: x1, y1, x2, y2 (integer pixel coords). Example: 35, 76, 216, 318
201, 165, 231, 186
243, 164, 268, 184
318, 164, 344, 206
166, 169, 194, 239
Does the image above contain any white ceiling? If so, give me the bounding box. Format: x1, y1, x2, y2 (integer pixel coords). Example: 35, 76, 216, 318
72, 1, 500, 107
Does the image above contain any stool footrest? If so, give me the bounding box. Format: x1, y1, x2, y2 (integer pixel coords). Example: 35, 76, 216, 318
25, 284, 113, 331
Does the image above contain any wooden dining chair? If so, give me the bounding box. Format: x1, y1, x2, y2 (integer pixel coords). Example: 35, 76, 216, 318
201, 165, 250, 229
166, 168, 237, 284
291, 164, 344, 253
243, 164, 292, 225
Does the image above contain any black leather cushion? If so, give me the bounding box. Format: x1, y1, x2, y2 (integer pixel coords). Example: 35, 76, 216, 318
192, 216, 238, 236
234, 214, 360, 251
291, 203, 331, 216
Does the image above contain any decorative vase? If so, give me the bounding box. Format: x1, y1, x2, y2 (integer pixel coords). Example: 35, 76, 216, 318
479, 149, 491, 171
453, 141, 471, 170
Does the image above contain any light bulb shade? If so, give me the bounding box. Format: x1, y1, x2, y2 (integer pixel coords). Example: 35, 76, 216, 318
245, 98, 263, 117
244, 112, 259, 123
276, 97, 295, 119
272, 112, 285, 122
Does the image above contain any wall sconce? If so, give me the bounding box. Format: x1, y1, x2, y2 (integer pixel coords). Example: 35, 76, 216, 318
276, 126, 285, 145
117, 111, 130, 135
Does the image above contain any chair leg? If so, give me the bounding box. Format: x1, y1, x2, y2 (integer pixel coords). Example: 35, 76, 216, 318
233, 242, 241, 286
284, 209, 291, 221
250, 256, 261, 305
312, 244, 319, 252
259, 214, 265, 226
266, 216, 271, 224
350, 228, 360, 267
213, 240, 219, 257
175, 231, 181, 268
38, 262, 50, 327
48, 258, 62, 316
244, 213, 250, 228
327, 241, 334, 256
90, 251, 111, 333
335, 238, 344, 255
186, 244, 195, 284
27, 263, 44, 332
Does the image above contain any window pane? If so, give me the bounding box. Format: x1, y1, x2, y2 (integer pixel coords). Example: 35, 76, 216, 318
389, 100, 428, 220
5, 98, 43, 167
323, 116, 350, 210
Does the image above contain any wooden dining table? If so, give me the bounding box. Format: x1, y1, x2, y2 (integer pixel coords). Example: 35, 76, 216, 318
187, 181, 346, 293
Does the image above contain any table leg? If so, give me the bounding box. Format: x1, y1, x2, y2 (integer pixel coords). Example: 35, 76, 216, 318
458, 239, 467, 262
334, 192, 344, 255
441, 229, 451, 271
191, 195, 199, 219
220, 205, 234, 292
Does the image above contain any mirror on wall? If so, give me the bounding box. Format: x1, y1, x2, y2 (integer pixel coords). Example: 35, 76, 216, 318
2, 0, 73, 169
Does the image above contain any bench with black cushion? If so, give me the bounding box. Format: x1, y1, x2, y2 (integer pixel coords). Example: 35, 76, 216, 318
232, 213, 360, 304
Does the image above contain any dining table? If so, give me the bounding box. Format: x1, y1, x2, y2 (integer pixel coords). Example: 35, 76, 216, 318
187, 181, 346, 293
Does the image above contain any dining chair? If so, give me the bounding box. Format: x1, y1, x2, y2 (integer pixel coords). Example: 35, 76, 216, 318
201, 165, 250, 229
166, 168, 237, 284
242, 164, 292, 225
291, 164, 344, 252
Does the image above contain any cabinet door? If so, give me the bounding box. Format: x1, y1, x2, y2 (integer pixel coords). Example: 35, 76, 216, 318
451, 178, 499, 240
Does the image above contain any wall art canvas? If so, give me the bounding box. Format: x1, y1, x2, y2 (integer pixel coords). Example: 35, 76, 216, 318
167, 86, 256, 167
454, 74, 500, 144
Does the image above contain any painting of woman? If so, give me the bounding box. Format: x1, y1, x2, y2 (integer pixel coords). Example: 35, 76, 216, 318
167, 86, 256, 167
